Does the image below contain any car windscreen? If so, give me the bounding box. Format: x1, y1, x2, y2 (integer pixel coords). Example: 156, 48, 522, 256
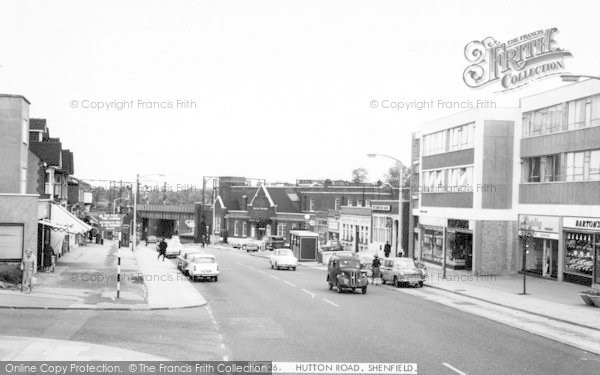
276, 250, 293, 257
395, 259, 416, 268
194, 257, 215, 263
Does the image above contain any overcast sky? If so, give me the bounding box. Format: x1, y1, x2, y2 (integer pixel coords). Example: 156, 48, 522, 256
1, 0, 598, 188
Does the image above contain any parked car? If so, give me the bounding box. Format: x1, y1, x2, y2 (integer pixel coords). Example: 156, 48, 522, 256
146, 235, 158, 245
187, 254, 219, 281
164, 236, 183, 258
354, 252, 375, 277
177, 249, 205, 271
264, 235, 286, 251
232, 243, 242, 249
269, 249, 298, 270
380, 257, 427, 287
326, 254, 368, 294
243, 242, 260, 252
321, 240, 343, 252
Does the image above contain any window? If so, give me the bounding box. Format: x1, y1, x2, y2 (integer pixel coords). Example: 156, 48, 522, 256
20, 168, 27, 194
334, 198, 341, 210
347, 199, 353, 207
234, 221, 239, 236
542, 155, 561, 182
242, 222, 247, 237
566, 151, 585, 181
527, 157, 541, 182
356, 200, 362, 207
309, 199, 315, 211
591, 150, 600, 181
365, 199, 370, 206
215, 217, 221, 234
277, 223, 287, 237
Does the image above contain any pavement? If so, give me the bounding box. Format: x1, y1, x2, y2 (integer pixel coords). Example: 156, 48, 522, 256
0, 240, 206, 310
0, 336, 167, 360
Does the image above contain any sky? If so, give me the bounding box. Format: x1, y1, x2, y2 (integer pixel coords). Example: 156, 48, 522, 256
1, 0, 599, 188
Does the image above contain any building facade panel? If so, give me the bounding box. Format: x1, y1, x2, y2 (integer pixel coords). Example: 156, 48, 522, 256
421, 192, 473, 208
520, 126, 600, 158
422, 149, 474, 170
482, 120, 515, 209
519, 182, 600, 205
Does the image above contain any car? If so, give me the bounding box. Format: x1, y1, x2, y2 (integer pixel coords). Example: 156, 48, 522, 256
380, 257, 427, 287
354, 252, 376, 277
232, 243, 242, 249
164, 236, 183, 258
264, 235, 286, 251
146, 235, 158, 245
242, 242, 260, 252
326, 254, 368, 294
269, 249, 298, 270
187, 254, 219, 281
321, 240, 343, 252
176, 249, 206, 271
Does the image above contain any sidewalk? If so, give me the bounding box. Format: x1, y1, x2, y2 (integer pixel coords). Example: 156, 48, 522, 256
423, 263, 600, 331
0, 241, 206, 310
0, 336, 167, 360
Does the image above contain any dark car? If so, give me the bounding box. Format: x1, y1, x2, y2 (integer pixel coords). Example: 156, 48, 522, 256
264, 235, 286, 251
326, 255, 368, 294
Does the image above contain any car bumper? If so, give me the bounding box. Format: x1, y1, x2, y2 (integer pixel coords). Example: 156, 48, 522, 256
398, 276, 425, 285
338, 279, 368, 288
191, 270, 219, 278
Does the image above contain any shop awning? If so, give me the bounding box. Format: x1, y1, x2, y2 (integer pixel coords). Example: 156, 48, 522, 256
50, 204, 93, 234
38, 219, 71, 232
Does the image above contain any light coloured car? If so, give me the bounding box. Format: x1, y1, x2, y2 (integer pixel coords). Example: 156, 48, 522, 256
243, 242, 261, 252
164, 236, 183, 258
176, 249, 205, 271
269, 249, 298, 270
146, 235, 157, 245
380, 257, 427, 287
354, 252, 375, 277
187, 254, 219, 281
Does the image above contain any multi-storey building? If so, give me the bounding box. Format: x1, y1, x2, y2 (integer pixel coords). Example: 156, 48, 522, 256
0, 94, 38, 268
409, 108, 522, 275
519, 79, 600, 287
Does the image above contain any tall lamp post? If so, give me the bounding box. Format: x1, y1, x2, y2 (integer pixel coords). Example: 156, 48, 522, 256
367, 153, 406, 257
132, 173, 165, 253
519, 216, 535, 295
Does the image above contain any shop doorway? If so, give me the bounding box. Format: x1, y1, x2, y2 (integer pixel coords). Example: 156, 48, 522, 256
542, 239, 559, 279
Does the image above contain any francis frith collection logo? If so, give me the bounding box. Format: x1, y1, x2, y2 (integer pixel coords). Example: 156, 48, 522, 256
463, 28, 572, 92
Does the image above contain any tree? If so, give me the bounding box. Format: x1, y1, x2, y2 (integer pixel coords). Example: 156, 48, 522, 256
383, 161, 411, 189
352, 167, 369, 183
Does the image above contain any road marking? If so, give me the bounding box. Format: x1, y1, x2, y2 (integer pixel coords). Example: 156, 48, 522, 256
283, 280, 296, 287
301, 289, 315, 298
442, 363, 467, 375
269, 275, 280, 280
322, 298, 338, 307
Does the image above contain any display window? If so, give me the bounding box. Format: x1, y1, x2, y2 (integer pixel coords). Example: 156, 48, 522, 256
421, 228, 443, 263
446, 231, 472, 269
564, 232, 595, 277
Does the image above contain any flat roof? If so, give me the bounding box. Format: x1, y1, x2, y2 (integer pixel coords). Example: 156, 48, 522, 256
0, 93, 31, 104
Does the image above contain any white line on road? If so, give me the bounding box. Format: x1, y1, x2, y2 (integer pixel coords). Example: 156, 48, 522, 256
322, 298, 339, 307
301, 288, 315, 298
269, 274, 280, 280
442, 363, 467, 375
283, 280, 296, 287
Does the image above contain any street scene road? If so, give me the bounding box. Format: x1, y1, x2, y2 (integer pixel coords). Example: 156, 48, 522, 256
3, 244, 599, 374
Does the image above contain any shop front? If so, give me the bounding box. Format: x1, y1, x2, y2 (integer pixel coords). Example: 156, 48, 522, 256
419, 216, 444, 265
519, 215, 560, 279
563, 217, 600, 286
445, 219, 473, 270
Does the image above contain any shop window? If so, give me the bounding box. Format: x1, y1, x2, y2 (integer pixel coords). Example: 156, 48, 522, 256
565, 232, 595, 277
309, 199, 315, 212
590, 150, 600, 181
234, 221, 239, 237
527, 157, 541, 182
542, 155, 561, 182
347, 199, 353, 207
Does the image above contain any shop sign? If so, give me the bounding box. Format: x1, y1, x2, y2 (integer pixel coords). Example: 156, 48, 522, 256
519, 215, 559, 239
448, 219, 469, 230
563, 217, 600, 231
328, 220, 339, 231
419, 216, 445, 228
371, 205, 391, 212
98, 214, 123, 230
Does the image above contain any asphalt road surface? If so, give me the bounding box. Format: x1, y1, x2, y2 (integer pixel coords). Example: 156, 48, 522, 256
1, 245, 599, 375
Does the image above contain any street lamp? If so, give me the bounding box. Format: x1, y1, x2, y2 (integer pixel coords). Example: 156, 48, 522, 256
132, 173, 165, 253
367, 153, 405, 257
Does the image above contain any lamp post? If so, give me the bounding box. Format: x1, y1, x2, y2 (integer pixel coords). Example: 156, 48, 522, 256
367, 153, 406, 257
519, 216, 535, 295
132, 173, 165, 253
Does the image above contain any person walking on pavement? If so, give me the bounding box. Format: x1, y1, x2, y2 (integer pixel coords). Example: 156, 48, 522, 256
384, 241, 391, 258
158, 238, 167, 261
21, 249, 37, 294
371, 254, 381, 285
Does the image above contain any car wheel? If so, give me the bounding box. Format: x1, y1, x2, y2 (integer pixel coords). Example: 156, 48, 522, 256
270, 262, 274, 269
362, 286, 367, 294
292, 267, 296, 271
419, 281, 423, 288
393, 277, 399, 288
214, 276, 218, 282
352, 287, 356, 293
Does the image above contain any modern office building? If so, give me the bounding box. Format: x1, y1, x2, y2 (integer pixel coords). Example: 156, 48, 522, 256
409, 108, 522, 275
518, 79, 600, 287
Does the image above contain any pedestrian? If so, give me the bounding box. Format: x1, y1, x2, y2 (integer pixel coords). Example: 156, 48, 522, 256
21, 249, 37, 294
158, 238, 167, 261
384, 242, 391, 258
372, 254, 381, 285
